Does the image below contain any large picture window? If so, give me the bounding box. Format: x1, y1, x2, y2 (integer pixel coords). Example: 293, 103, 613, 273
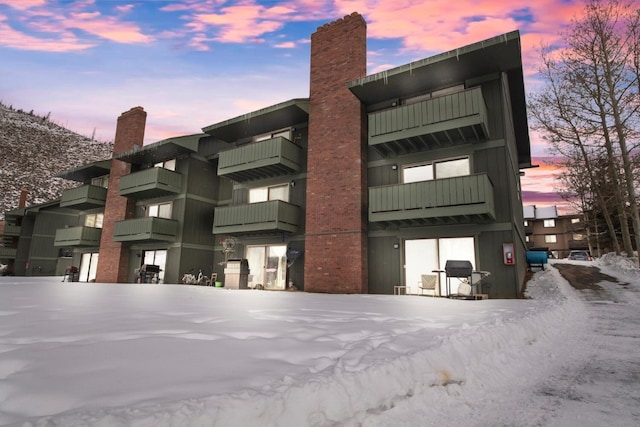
403, 157, 469, 184
84, 213, 104, 228
147, 202, 172, 219
249, 184, 289, 204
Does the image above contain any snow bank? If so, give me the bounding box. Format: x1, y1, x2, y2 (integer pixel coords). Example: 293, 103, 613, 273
0, 264, 594, 427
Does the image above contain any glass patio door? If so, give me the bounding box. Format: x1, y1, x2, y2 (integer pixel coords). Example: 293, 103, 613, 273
79, 252, 99, 282
404, 237, 475, 296
246, 245, 287, 289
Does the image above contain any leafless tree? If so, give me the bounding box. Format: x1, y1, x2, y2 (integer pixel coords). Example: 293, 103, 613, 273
529, 0, 640, 263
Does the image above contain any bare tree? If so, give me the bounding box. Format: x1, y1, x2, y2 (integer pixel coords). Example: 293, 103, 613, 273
530, 0, 640, 263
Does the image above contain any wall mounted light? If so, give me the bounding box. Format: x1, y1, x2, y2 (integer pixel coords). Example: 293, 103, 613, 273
393, 243, 400, 249
290, 180, 295, 187
391, 165, 397, 170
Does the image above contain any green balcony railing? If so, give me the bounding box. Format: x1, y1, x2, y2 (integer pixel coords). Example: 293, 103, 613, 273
368, 87, 489, 156
213, 200, 300, 234
0, 246, 17, 259
218, 137, 302, 182
369, 173, 495, 225
54, 226, 102, 247
60, 185, 107, 210
113, 217, 179, 242
119, 167, 182, 199
3, 224, 22, 237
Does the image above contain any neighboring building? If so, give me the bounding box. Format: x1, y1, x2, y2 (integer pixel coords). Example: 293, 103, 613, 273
523, 205, 595, 258
0, 13, 533, 297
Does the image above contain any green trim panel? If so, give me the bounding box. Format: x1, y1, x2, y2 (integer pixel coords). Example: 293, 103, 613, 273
368, 87, 489, 156
54, 226, 102, 247
60, 185, 108, 209
369, 173, 495, 225
213, 200, 300, 234
119, 168, 182, 200
218, 137, 302, 182
113, 217, 179, 242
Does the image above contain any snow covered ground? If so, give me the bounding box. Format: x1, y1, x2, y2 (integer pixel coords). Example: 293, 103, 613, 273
0, 254, 638, 426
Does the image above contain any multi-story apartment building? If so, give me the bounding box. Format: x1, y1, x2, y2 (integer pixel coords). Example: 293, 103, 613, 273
523, 205, 595, 258
0, 13, 533, 297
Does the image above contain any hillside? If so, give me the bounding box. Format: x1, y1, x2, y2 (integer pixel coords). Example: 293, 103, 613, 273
0, 102, 114, 220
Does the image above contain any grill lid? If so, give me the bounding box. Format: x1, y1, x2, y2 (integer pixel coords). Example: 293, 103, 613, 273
444, 260, 473, 277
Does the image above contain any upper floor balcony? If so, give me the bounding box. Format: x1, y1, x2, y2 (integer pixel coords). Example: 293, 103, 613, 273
369, 173, 495, 225
213, 200, 300, 234
54, 226, 102, 247
60, 185, 107, 210
119, 167, 182, 200
2, 224, 21, 237
218, 137, 302, 182
0, 246, 17, 259
368, 87, 489, 157
113, 217, 179, 242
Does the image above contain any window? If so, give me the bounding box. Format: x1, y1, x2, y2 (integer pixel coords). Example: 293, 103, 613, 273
543, 219, 556, 228
403, 157, 469, 184
254, 128, 292, 142
403, 84, 465, 105
154, 159, 176, 171
249, 184, 289, 204
573, 233, 585, 241
571, 218, 581, 224
544, 235, 557, 244
147, 202, 172, 219
525, 235, 530, 242
85, 213, 104, 228
91, 175, 109, 188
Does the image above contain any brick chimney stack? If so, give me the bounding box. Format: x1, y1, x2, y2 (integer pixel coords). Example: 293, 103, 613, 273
305, 13, 368, 293
96, 106, 146, 283
18, 188, 28, 208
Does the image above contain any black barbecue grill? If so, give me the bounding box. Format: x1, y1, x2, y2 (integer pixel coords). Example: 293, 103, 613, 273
444, 260, 473, 296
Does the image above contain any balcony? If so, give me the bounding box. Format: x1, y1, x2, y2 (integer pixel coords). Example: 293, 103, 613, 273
60, 185, 107, 210
213, 200, 300, 234
0, 246, 17, 259
3, 224, 21, 237
54, 226, 102, 247
113, 217, 179, 242
218, 137, 302, 182
119, 167, 182, 199
368, 87, 489, 156
369, 173, 495, 225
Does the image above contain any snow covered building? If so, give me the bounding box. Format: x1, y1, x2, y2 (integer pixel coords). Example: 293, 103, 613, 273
1, 13, 533, 297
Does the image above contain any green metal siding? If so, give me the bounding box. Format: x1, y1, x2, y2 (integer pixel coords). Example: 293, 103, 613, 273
60, 185, 107, 209
369, 173, 495, 224
54, 226, 102, 247
113, 217, 179, 242
119, 167, 183, 199
213, 200, 300, 234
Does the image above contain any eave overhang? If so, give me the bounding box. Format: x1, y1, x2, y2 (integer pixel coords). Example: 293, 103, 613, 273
348, 30, 531, 168
115, 134, 203, 165
202, 98, 309, 142
56, 159, 111, 182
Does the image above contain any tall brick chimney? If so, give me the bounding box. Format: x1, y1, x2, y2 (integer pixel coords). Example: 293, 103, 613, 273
18, 188, 28, 208
305, 13, 368, 293
95, 106, 146, 283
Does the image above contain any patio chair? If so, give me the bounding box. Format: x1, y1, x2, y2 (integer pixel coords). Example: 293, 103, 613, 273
419, 274, 439, 297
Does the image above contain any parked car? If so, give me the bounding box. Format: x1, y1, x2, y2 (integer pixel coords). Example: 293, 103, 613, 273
0, 263, 7, 275
567, 250, 592, 261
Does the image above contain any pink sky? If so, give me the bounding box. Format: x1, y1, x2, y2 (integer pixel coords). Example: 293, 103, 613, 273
0, 0, 591, 213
